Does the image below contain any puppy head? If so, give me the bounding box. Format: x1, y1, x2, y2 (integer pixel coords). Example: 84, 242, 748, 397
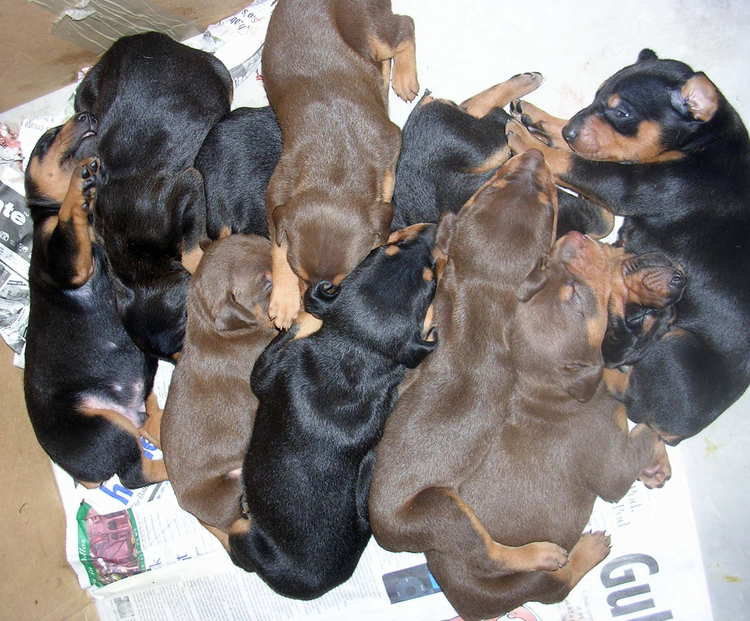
272, 193, 392, 287
191, 235, 274, 334
514, 231, 624, 402
304, 223, 438, 368
562, 49, 724, 162
448, 150, 557, 284
25, 112, 98, 207
603, 251, 686, 367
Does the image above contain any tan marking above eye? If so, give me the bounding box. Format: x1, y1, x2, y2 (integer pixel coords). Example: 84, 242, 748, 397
422, 266, 433, 281
384, 244, 400, 255
607, 94, 621, 108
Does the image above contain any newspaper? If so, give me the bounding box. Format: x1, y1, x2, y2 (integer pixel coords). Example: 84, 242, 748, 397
0, 1, 274, 358
50, 441, 711, 621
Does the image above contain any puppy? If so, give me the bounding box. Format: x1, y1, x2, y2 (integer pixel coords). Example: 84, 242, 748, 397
369, 153, 668, 621
262, 0, 419, 329
506, 49, 750, 442
74, 32, 233, 359
195, 107, 282, 241
228, 224, 438, 599
393, 75, 613, 238
24, 115, 164, 489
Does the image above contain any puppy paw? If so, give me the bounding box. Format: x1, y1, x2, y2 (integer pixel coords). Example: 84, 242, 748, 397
268, 289, 301, 330
507, 72, 544, 97
529, 541, 569, 571
506, 118, 542, 155
575, 531, 612, 566
392, 68, 419, 102
639, 441, 672, 489
79, 157, 101, 210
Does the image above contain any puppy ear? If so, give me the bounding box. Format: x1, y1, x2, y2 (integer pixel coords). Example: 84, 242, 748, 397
636, 49, 658, 63
670, 73, 719, 122
214, 291, 257, 331
398, 332, 438, 368
167, 168, 206, 246
563, 360, 603, 403
516, 256, 549, 302
436, 212, 456, 256
304, 280, 340, 317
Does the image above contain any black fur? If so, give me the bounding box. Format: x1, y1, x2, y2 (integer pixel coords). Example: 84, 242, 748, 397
74, 32, 232, 359
229, 225, 438, 599
392, 92, 611, 238
195, 106, 282, 240
559, 50, 750, 441
24, 122, 158, 488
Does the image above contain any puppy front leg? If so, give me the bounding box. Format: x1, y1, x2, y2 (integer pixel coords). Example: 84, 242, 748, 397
268, 242, 301, 330
44, 158, 99, 288
510, 100, 571, 149
595, 420, 664, 502
460, 73, 543, 119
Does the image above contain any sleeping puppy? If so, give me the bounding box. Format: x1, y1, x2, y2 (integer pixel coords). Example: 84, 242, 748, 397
262, 0, 420, 329
74, 32, 233, 359
195, 107, 282, 241
161, 235, 277, 537
228, 224, 438, 599
24, 114, 164, 489
370, 153, 669, 621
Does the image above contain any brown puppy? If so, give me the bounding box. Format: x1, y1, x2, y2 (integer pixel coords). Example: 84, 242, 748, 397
262, 0, 419, 329
369, 153, 667, 621
161, 235, 276, 538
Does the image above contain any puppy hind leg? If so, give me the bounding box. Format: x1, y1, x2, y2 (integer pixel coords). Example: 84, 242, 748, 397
460, 73, 543, 119
335, 0, 419, 102
542, 531, 611, 599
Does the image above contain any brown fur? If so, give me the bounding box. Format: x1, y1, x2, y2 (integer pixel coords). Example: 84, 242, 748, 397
161, 235, 277, 533
261, 0, 418, 329
370, 152, 663, 621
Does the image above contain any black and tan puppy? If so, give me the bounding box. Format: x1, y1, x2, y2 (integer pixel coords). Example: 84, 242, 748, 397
74, 32, 233, 359
228, 224, 438, 599
24, 115, 164, 489
262, 0, 419, 329
370, 152, 669, 620
195, 107, 282, 241
507, 49, 749, 442
393, 75, 614, 239
162, 235, 276, 536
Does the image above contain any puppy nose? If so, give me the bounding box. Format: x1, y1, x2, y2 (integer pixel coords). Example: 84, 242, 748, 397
562, 123, 578, 144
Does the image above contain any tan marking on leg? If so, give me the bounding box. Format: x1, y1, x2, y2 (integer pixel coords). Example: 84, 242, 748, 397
269, 242, 301, 330
386, 222, 429, 244
78, 406, 168, 484
140, 453, 168, 484
293, 311, 323, 340
181, 245, 204, 274
466, 146, 512, 174
218, 226, 232, 239
460, 73, 543, 119
143, 392, 163, 446
58, 161, 95, 287
442, 489, 569, 573
547, 532, 611, 588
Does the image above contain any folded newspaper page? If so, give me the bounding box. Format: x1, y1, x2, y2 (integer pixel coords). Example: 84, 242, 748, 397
52, 431, 712, 621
